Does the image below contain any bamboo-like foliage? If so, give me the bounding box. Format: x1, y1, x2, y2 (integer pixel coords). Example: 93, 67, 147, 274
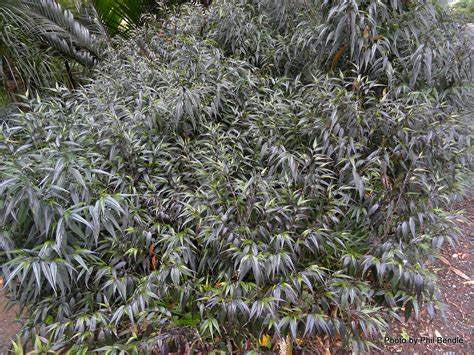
206, 0, 471, 95
0, 0, 472, 353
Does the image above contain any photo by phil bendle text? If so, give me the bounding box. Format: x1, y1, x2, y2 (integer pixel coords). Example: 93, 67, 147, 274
385, 336, 464, 345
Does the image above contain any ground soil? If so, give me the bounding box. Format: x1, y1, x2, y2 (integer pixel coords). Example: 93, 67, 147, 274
0, 282, 20, 354
0, 199, 472, 354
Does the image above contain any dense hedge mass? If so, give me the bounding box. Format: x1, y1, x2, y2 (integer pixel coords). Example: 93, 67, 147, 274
0, 0, 472, 353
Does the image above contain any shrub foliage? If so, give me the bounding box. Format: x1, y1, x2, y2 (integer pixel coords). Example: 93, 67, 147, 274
0, 0, 472, 352
452, 0, 474, 23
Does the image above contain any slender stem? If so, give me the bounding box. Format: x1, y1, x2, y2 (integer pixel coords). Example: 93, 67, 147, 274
65, 60, 76, 90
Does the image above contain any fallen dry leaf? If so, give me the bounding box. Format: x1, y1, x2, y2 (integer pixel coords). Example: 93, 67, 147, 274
450, 267, 471, 281
438, 255, 451, 266
151, 255, 158, 270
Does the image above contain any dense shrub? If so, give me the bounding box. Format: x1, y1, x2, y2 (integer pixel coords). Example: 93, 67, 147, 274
0, 0, 472, 353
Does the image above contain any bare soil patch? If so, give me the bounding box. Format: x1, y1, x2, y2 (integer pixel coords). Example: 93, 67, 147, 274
0, 282, 20, 354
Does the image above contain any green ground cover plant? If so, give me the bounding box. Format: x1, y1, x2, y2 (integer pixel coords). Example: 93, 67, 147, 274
0, 0, 472, 353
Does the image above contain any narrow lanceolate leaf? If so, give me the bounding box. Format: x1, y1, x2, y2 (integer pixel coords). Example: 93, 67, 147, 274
368, 203, 379, 216
409, 217, 416, 238
55, 217, 65, 252
353, 169, 365, 199
402, 221, 408, 238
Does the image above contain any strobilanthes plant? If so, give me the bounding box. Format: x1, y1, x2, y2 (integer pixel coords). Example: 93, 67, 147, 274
0, 0, 472, 353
